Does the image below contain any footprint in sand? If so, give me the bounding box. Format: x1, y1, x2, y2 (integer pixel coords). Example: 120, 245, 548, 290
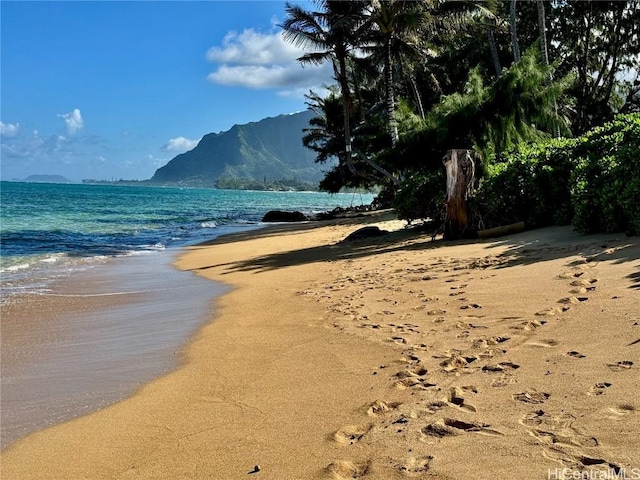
520, 409, 547, 427
424, 400, 449, 414
525, 339, 559, 348
326, 460, 371, 479
556, 271, 584, 279
435, 349, 482, 373
512, 390, 550, 404
523, 411, 599, 451
333, 424, 373, 445
566, 351, 586, 359
491, 373, 517, 387
588, 382, 612, 396
394, 363, 435, 389
472, 336, 510, 349
390, 336, 408, 345
607, 360, 634, 371
558, 296, 589, 305
446, 386, 478, 412
395, 366, 429, 379
460, 303, 482, 310
535, 307, 565, 317
606, 404, 636, 419
358, 323, 382, 330
422, 418, 502, 437
482, 361, 520, 373
395, 455, 433, 476
366, 400, 402, 417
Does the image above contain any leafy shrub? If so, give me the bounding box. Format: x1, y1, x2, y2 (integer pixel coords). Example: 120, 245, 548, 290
393, 169, 446, 224
570, 113, 640, 235
394, 113, 639, 236
474, 113, 639, 235
473, 138, 575, 229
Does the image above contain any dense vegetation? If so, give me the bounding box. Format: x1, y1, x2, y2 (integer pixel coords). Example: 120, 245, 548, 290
214, 176, 320, 192
282, 0, 639, 235
475, 113, 640, 235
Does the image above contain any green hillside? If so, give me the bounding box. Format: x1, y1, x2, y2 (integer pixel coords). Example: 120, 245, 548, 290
150, 111, 327, 188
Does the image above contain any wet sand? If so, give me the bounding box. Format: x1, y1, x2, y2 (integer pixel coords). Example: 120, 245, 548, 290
1, 249, 224, 449
1, 212, 639, 479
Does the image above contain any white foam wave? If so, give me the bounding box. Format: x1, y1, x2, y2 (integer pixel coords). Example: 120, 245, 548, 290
3, 262, 31, 273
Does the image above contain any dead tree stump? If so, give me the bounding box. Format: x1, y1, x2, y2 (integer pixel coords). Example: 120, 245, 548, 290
442, 149, 478, 240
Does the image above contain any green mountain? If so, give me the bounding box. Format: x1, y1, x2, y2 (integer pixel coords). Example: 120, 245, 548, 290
150, 111, 327, 188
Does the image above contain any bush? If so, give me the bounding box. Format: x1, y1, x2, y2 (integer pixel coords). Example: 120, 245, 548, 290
473, 138, 576, 229
474, 113, 639, 235
393, 169, 446, 225
570, 113, 640, 235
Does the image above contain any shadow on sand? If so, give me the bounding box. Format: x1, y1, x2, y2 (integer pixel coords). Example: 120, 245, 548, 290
189, 212, 640, 290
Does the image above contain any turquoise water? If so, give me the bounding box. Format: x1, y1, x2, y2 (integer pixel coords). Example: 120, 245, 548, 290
1, 181, 374, 300
0, 181, 374, 447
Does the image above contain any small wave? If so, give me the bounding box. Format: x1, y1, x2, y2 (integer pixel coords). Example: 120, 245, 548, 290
200, 221, 218, 228
3, 262, 31, 273
39, 254, 63, 264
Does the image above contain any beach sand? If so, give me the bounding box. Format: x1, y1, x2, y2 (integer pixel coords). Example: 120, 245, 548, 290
1, 211, 638, 479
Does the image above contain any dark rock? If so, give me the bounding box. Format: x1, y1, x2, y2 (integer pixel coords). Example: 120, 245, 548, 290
344, 226, 389, 241
262, 210, 309, 222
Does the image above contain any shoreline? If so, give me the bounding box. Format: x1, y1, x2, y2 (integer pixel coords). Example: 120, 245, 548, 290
1, 212, 638, 479
1, 247, 224, 450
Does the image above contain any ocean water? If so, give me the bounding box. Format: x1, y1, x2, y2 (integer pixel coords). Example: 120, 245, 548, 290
0, 181, 374, 447
1, 181, 374, 301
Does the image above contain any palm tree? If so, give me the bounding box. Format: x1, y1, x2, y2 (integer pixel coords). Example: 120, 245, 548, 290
282, 1, 367, 176
283, 0, 402, 187
361, 0, 430, 147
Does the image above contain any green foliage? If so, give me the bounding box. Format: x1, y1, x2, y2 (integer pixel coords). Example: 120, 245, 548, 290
215, 176, 320, 192
570, 113, 640, 235
473, 113, 640, 235
392, 169, 446, 224
473, 138, 575, 229
386, 50, 571, 174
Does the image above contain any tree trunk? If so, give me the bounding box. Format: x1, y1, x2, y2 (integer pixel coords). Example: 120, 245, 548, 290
510, 0, 521, 62
537, 0, 549, 66
335, 54, 356, 176
487, 28, 502, 77
443, 149, 477, 240
384, 39, 399, 146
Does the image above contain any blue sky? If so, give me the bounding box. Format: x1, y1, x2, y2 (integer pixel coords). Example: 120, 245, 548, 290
1, 0, 332, 181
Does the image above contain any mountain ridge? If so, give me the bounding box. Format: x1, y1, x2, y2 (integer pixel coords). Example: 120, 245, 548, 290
150, 111, 327, 188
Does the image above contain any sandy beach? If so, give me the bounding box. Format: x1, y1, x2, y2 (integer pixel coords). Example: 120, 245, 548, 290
1, 210, 639, 479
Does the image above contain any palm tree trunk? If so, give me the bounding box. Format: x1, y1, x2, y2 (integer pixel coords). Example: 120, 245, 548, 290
384, 39, 399, 146
408, 75, 425, 119
335, 54, 357, 176
537, 0, 549, 66
537, 0, 558, 137
510, 0, 521, 62
487, 28, 502, 76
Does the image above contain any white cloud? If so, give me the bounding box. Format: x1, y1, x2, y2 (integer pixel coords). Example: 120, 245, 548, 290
206, 28, 334, 96
0, 121, 20, 138
58, 108, 84, 135
162, 136, 200, 152
207, 29, 301, 65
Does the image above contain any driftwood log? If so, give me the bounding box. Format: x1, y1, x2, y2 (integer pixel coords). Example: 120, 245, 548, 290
442, 149, 479, 240
477, 221, 526, 239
